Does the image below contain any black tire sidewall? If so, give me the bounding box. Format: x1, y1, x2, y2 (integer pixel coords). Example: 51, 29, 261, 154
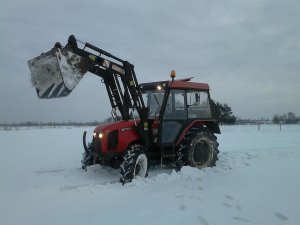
188, 132, 217, 168
120, 145, 148, 184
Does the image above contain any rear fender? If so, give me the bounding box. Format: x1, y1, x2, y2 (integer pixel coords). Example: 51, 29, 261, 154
175, 120, 220, 146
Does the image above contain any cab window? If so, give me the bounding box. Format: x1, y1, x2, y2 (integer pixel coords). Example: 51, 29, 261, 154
163, 90, 187, 119
187, 91, 212, 118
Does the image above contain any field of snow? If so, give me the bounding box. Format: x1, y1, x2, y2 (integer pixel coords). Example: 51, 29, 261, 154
0, 125, 299, 225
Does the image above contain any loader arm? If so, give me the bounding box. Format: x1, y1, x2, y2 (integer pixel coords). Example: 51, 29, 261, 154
28, 35, 147, 123
66, 35, 147, 122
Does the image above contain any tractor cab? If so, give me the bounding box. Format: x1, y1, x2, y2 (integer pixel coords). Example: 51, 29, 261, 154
141, 79, 213, 120
140, 77, 219, 152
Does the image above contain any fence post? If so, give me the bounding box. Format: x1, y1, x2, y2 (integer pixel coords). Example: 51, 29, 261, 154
279, 123, 281, 131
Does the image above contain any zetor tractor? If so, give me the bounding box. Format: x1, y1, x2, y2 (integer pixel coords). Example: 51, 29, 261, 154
28, 35, 220, 184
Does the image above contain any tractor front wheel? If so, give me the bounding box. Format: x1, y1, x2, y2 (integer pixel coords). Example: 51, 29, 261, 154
120, 144, 148, 184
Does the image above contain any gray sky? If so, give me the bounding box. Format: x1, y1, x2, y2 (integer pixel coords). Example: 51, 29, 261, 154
1, 0, 300, 123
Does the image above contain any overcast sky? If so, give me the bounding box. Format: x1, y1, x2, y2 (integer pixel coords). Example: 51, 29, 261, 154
0, 0, 299, 123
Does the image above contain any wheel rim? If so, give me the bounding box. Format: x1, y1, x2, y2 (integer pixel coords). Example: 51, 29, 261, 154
133, 154, 148, 178
193, 139, 212, 167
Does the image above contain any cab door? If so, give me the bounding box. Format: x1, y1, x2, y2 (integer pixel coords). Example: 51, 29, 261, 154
160, 89, 187, 145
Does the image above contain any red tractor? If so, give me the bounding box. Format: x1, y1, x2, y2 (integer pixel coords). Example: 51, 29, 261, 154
28, 35, 220, 184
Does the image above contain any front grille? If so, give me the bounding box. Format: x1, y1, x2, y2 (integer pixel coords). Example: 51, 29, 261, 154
92, 137, 102, 157
107, 130, 118, 151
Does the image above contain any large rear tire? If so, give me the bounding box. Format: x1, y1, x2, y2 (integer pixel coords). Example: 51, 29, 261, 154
177, 128, 219, 169
120, 144, 148, 184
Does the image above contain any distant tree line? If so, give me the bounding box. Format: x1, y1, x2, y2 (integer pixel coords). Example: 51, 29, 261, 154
0, 121, 102, 128
235, 118, 271, 125
1, 101, 239, 127
272, 112, 300, 124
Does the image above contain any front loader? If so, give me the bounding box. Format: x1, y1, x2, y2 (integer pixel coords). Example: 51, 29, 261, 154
28, 35, 220, 184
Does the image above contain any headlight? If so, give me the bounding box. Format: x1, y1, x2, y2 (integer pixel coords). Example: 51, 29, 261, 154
93, 132, 103, 139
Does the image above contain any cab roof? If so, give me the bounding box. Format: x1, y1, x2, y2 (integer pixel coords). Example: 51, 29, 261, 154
167, 80, 209, 90
139, 78, 209, 91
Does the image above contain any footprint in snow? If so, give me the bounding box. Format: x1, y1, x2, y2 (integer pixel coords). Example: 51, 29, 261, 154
198, 215, 209, 225
232, 216, 250, 223
198, 186, 204, 191
223, 195, 243, 211
175, 194, 185, 199
235, 205, 242, 211
225, 195, 234, 200
222, 202, 242, 211
179, 204, 186, 211
37, 169, 66, 174
274, 212, 288, 221
60, 184, 87, 191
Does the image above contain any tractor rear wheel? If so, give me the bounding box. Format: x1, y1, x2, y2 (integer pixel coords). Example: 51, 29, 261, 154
177, 129, 219, 169
120, 144, 148, 184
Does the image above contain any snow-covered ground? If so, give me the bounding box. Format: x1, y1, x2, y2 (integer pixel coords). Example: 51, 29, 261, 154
0, 125, 299, 225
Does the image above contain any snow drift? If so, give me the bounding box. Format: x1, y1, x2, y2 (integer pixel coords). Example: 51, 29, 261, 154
0, 125, 299, 225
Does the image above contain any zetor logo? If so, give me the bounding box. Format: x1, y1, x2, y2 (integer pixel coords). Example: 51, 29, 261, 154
120, 127, 133, 132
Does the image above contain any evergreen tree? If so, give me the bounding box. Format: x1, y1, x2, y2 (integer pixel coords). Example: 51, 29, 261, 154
211, 100, 236, 124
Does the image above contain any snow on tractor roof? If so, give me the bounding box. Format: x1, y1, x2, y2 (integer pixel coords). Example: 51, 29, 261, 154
140, 78, 209, 91
168, 80, 209, 90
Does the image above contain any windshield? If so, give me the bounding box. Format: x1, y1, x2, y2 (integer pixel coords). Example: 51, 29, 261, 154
143, 91, 165, 118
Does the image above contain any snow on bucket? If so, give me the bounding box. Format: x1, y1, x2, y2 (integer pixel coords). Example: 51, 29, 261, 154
28, 47, 88, 99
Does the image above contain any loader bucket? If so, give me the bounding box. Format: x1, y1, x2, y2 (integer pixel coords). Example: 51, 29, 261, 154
28, 47, 89, 99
